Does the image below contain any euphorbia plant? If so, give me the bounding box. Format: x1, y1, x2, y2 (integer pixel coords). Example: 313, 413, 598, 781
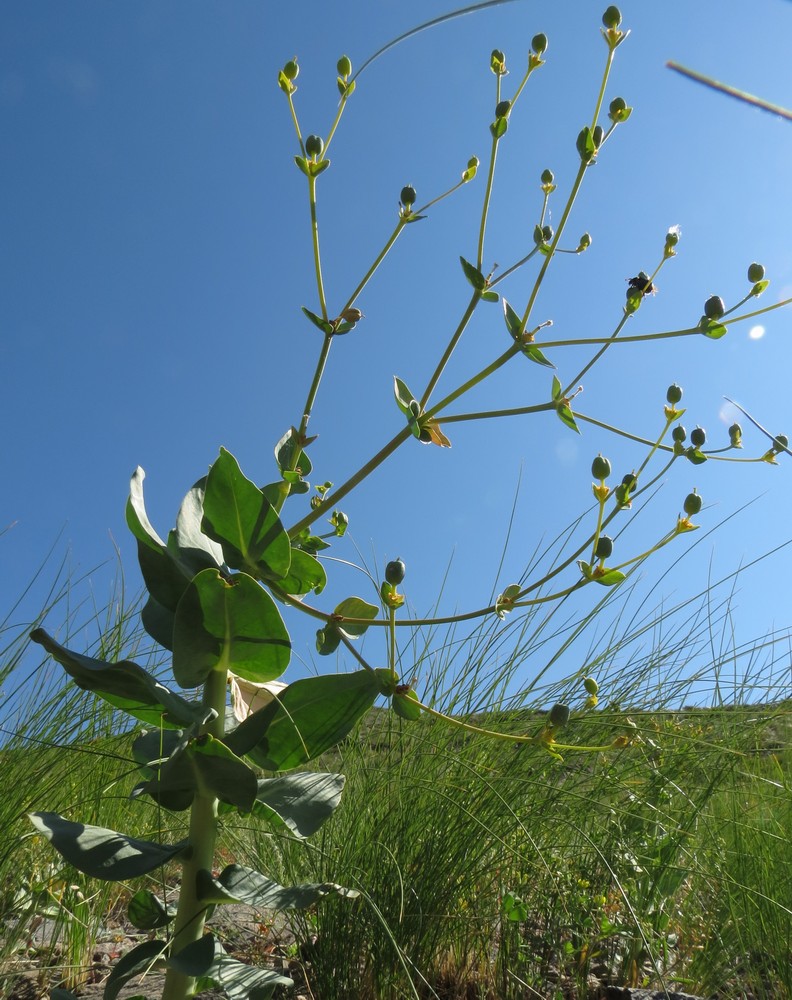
28, 5, 790, 999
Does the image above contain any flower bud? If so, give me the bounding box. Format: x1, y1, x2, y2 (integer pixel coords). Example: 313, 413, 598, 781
541, 168, 554, 185
729, 423, 742, 447
541, 224, 553, 243
577, 232, 592, 251
385, 558, 406, 585
690, 426, 706, 448
305, 134, 324, 158
409, 399, 421, 417
666, 383, 683, 405
337, 55, 352, 78
773, 433, 789, 453
283, 59, 299, 81
704, 295, 725, 320
339, 307, 363, 323
400, 185, 417, 208
672, 425, 687, 443
583, 676, 599, 696
665, 225, 681, 250
591, 454, 611, 480
602, 5, 622, 27
683, 491, 702, 516
531, 33, 548, 54
495, 99, 511, 119
490, 49, 506, 74
592, 124, 604, 147
595, 535, 613, 560
548, 703, 570, 729
747, 262, 765, 283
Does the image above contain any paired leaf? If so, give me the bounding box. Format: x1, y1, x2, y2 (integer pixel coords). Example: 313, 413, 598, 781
167, 934, 291, 998
276, 547, 326, 596
219, 771, 345, 838
127, 890, 176, 931
459, 256, 487, 291
198, 864, 358, 910
316, 596, 379, 656
302, 305, 333, 334
30, 629, 200, 728
172, 569, 290, 688
138, 734, 259, 814
169, 477, 225, 577
103, 940, 169, 1000
700, 318, 727, 339
28, 812, 185, 880
202, 449, 291, 580
393, 376, 417, 418
224, 669, 380, 770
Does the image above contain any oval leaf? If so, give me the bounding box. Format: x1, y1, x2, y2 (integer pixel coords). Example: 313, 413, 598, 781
218, 771, 345, 839
167, 934, 292, 997
127, 890, 176, 931
202, 449, 291, 580
104, 940, 169, 1000
28, 812, 186, 880
172, 569, 290, 688
201, 863, 358, 910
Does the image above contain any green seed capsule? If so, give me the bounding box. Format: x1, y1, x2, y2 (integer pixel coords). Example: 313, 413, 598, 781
385, 558, 406, 585
690, 426, 706, 448
305, 134, 324, 158
592, 125, 604, 147
283, 59, 299, 81
337, 55, 352, 77
591, 454, 611, 480
583, 677, 599, 696
747, 262, 765, 283
672, 425, 687, 443
541, 168, 554, 185
548, 703, 570, 728
409, 399, 421, 417
729, 423, 742, 447
666, 383, 683, 405
541, 224, 554, 243
704, 295, 725, 320
683, 491, 702, 516
532, 33, 548, 54
495, 99, 511, 119
400, 185, 417, 207
594, 535, 613, 559
773, 433, 789, 452
602, 5, 622, 27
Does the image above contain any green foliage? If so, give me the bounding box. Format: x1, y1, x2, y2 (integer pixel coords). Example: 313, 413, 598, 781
22, 4, 792, 999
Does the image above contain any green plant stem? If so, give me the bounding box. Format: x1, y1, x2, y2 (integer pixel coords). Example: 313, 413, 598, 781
423, 342, 521, 421
477, 75, 501, 270
563, 311, 630, 398
420, 291, 481, 407
339, 218, 408, 316
441, 401, 554, 423
286, 92, 305, 155
162, 667, 227, 1000
323, 94, 350, 153
287, 424, 413, 539
308, 174, 328, 321
298, 334, 333, 436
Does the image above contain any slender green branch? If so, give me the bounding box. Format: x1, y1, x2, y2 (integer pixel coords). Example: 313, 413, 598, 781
308, 175, 328, 320
287, 92, 305, 156
420, 291, 481, 407
476, 75, 501, 270
490, 246, 540, 287
441, 401, 555, 424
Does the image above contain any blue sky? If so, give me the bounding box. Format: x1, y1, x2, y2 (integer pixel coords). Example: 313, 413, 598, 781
3, 1, 792, 703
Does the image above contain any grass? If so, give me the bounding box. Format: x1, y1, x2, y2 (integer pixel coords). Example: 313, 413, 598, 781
1, 543, 791, 999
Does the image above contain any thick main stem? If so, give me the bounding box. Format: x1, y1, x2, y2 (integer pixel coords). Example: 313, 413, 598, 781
161, 668, 227, 1000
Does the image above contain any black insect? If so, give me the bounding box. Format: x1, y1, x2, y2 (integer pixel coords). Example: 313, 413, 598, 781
626, 271, 656, 296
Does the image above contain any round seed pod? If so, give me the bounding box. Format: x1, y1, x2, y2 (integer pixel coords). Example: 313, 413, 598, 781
690, 426, 706, 448
666, 384, 683, 405
385, 558, 406, 586
683, 491, 702, 516
591, 454, 611, 480
704, 295, 725, 320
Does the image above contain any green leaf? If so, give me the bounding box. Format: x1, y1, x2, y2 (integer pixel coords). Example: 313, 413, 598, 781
30, 629, 201, 728
332, 596, 379, 637
556, 403, 580, 433
294, 155, 310, 176
140, 595, 176, 651
276, 547, 326, 596
502, 298, 523, 339
490, 117, 508, 139
700, 318, 727, 339
576, 125, 596, 163
28, 812, 186, 880
310, 157, 331, 176
218, 772, 345, 838
172, 569, 290, 688
167, 934, 292, 998
593, 568, 626, 586
301, 305, 333, 334
393, 689, 422, 721
140, 735, 259, 813
685, 447, 708, 465
316, 624, 341, 655
551, 375, 562, 400
127, 890, 176, 931
751, 279, 770, 296
103, 940, 169, 1000
126, 468, 189, 613
393, 376, 417, 417
224, 670, 380, 769
523, 344, 555, 368
168, 477, 225, 578
275, 427, 313, 479
480, 289, 499, 302
459, 256, 487, 291
199, 864, 358, 910
202, 448, 291, 580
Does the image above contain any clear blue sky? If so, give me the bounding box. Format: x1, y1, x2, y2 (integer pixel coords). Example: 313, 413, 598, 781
3, 1, 792, 704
